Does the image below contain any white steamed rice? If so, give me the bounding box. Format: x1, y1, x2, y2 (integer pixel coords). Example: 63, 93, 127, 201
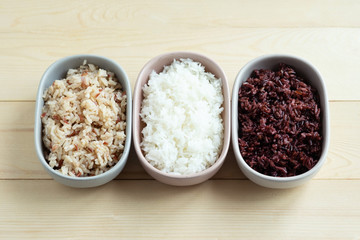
140, 58, 224, 175
41, 61, 127, 177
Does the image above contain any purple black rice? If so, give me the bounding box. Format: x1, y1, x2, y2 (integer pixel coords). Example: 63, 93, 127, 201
238, 63, 322, 177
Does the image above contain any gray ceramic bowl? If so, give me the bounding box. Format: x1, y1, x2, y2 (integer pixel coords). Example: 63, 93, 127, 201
232, 54, 330, 188
34, 54, 132, 188
133, 52, 231, 186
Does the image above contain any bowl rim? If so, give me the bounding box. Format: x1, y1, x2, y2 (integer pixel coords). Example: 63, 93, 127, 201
34, 54, 132, 181
133, 51, 231, 180
231, 53, 330, 183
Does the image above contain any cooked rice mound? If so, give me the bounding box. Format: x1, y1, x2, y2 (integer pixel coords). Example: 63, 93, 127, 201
140, 59, 224, 175
41, 62, 127, 177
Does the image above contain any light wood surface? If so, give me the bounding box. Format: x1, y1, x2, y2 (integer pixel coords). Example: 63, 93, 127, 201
1, 0, 359, 239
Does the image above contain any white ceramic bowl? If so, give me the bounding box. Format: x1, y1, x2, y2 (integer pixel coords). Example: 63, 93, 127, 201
34, 54, 132, 188
133, 52, 231, 186
232, 54, 330, 188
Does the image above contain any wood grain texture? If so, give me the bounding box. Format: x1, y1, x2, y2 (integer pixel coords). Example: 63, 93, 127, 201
0, 101, 359, 180
1, 0, 360, 30
1, 0, 360, 101
1, 28, 360, 101
1, 0, 360, 239
0, 180, 359, 239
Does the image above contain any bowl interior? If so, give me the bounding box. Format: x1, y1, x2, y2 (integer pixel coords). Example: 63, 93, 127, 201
232, 54, 330, 185
133, 52, 230, 181
35, 55, 132, 186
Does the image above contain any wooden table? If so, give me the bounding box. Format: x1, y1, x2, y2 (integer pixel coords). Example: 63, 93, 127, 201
1, 0, 359, 239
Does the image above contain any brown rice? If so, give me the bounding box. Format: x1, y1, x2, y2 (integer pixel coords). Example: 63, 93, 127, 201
41, 61, 127, 177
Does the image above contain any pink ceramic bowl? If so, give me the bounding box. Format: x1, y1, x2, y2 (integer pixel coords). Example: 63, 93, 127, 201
133, 52, 230, 186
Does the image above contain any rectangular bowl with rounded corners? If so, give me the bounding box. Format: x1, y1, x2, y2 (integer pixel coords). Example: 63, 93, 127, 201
34, 54, 132, 188
231, 54, 330, 188
133, 51, 231, 186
